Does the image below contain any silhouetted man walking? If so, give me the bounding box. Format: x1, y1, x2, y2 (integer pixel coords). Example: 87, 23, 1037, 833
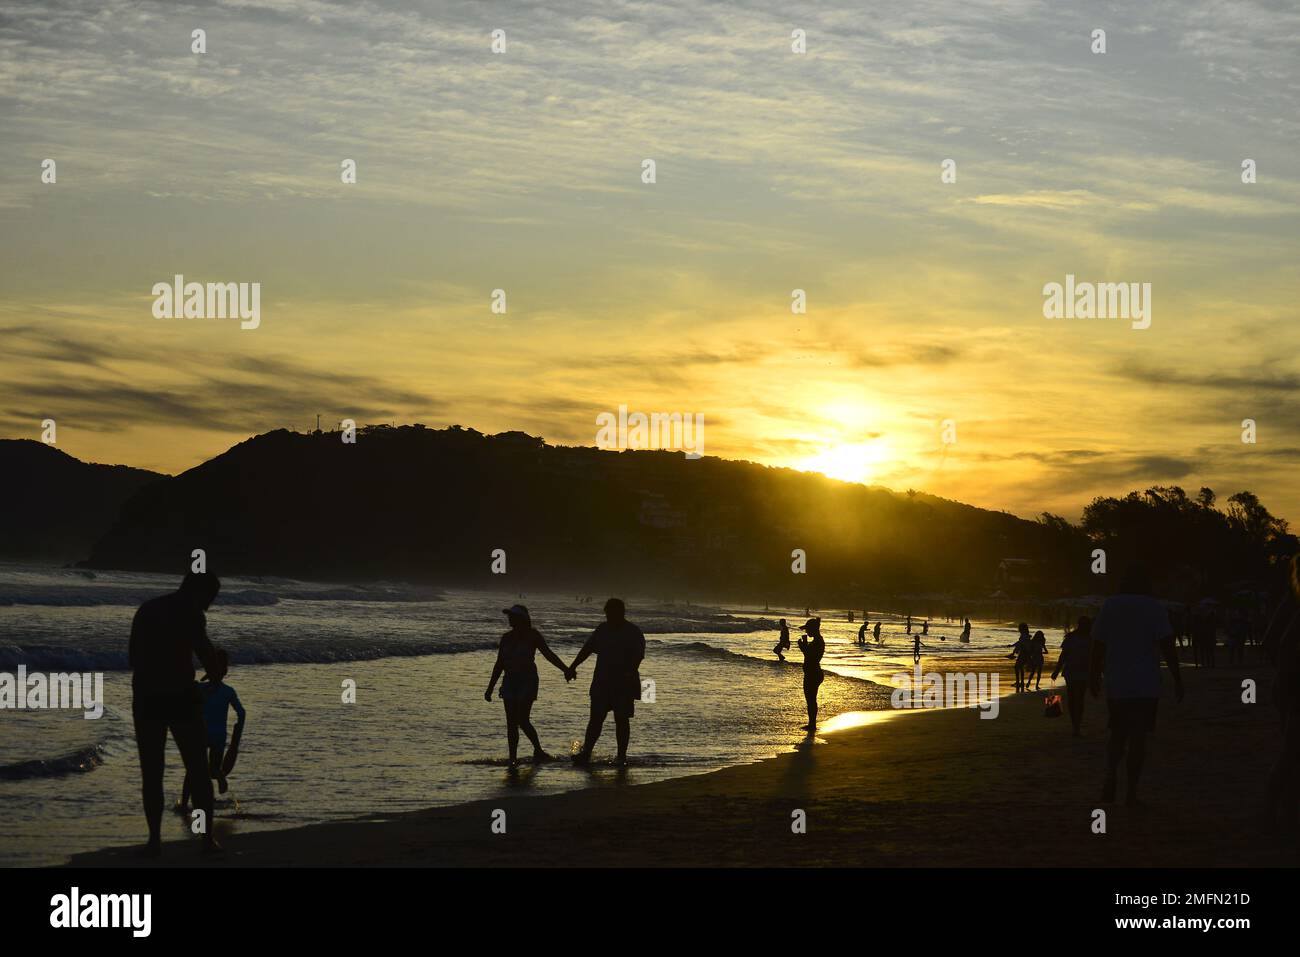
1089, 565, 1184, 806
569, 598, 645, 767
129, 571, 224, 856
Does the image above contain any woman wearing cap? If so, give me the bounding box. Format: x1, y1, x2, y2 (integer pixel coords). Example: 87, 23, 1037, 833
485, 604, 572, 768
796, 618, 825, 730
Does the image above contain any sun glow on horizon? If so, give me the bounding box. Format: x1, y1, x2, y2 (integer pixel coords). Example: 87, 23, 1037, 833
796, 440, 892, 485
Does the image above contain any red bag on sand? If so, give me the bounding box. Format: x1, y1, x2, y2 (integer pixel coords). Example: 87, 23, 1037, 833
1043, 694, 1063, 718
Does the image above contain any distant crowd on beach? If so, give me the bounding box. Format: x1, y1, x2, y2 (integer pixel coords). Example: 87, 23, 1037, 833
768, 563, 1299, 815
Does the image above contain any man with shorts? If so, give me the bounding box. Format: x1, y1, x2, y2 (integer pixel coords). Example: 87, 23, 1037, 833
568, 598, 646, 767
129, 571, 225, 856
1089, 565, 1184, 806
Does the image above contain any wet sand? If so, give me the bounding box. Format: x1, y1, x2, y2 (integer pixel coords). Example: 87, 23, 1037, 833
69, 652, 1296, 867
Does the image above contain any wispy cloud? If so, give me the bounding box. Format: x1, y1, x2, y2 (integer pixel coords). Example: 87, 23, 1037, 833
2, 0, 1298, 518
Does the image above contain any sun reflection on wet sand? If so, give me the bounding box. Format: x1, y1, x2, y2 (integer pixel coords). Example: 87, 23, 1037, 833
817, 710, 908, 735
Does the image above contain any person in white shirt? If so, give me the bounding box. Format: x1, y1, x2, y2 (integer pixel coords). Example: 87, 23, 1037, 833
1089, 565, 1184, 806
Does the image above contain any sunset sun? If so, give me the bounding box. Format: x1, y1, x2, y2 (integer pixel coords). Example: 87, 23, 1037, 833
798, 440, 891, 485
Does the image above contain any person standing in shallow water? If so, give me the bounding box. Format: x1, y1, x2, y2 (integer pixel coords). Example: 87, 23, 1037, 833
129, 571, 224, 857
773, 618, 791, 661
569, 598, 646, 767
1008, 623, 1032, 691
485, 604, 571, 768
797, 618, 825, 730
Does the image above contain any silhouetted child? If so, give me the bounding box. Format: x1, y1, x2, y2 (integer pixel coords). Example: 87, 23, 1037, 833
178, 649, 245, 810
1027, 629, 1049, 690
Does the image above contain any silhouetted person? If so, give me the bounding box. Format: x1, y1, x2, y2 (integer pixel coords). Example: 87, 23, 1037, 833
1027, 629, 1048, 691
1262, 557, 1300, 828
960, 618, 972, 643
906, 615, 913, 635
873, 621, 882, 643
797, 618, 825, 730
570, 598, 646, 767
1089, 565, 1184, 806
922, 619, 929, 636
1226, 610, 1249, 666
485, 604, 570, 767
773, 618, 791, 661
129, 571, 224, 857
178, 648, 245, 810
1008, 623, 1031, 692
858, 620, 868, 645
1051, 616, 1092, 736
913, 632, 922, 664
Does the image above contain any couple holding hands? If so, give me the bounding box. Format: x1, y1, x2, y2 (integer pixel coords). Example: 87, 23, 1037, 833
485, 598, 646, 768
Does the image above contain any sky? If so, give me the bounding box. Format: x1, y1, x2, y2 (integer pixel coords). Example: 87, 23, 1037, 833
2, 0, 1299, 522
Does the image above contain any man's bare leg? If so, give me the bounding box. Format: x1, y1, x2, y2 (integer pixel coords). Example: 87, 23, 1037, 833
134, 715, 168, 857
171, 719, 220, 852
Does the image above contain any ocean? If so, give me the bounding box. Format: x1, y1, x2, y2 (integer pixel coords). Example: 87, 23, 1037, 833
0, 563, 1035, 865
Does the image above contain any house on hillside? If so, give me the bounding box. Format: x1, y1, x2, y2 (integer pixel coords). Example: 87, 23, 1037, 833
997, 558, 1044, 593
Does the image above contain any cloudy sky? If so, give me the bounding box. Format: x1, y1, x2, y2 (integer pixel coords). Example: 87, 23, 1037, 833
2, 0, 1299, 520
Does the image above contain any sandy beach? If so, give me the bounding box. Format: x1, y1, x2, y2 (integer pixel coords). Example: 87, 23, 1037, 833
68, 652, 1296, 868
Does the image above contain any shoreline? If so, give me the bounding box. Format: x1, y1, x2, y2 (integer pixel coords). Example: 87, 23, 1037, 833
66, 652, 1297, 868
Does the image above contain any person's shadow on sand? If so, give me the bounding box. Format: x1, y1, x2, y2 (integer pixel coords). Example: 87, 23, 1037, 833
762, 731, 819, 821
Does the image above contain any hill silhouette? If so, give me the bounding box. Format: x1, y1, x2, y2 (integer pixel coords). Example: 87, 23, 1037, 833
0, 439, 166, 561
71, 425, 1294, 603
76, 425, 1080, 601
